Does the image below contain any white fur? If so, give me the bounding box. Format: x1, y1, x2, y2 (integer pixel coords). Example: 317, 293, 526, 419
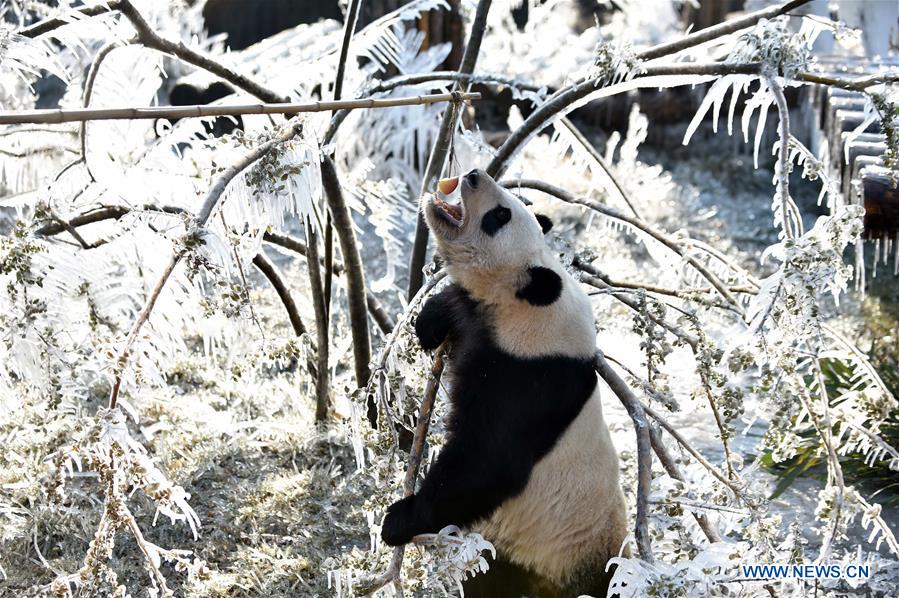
476, 389, 628, 584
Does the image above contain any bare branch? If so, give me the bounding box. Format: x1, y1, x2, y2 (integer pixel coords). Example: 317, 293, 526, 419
19, 1, 122, 38
305, 221, 332, 421
82, 39, 126, 182
252, 253, 307, 337
407, 0, 494, 300
118, 0, 288, 104
321, 156, 372, 396
0, 92, 483, 126
594, 351, 654, 563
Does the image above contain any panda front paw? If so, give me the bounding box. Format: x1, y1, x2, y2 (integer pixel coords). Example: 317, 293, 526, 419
414, 310, 449, 350
381, 495, 419, 546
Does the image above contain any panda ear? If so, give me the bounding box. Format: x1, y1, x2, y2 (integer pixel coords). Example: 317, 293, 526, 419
534, 214, 553, 234
516, 266, 562, 306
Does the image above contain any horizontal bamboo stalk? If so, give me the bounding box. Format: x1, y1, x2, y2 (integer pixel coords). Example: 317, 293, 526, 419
0, 91, 481, 126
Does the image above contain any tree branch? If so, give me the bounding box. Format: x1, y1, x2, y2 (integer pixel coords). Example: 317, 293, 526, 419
594, 351, 654, 563
118, 0, 288, 104
251, 252, 307, 336
304, 221, 331, 421
407, 0, 494, 300
19, 1, 122, 38
320, 156, 372, 398
638, 0, 812, 61
0, 92, 482, 126
486, 63, 762, 179
361, 344, 447, 595
502, 178, 742, 311
107, 123, 300, 410
262, 231, 395, 334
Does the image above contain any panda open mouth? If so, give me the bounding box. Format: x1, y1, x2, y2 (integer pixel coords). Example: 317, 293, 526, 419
433, 196, 465, 228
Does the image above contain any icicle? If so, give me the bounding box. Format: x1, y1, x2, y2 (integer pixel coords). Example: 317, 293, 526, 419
873, 237, 880, 279
883, 233, 890, 266
855, 240, 866, 292
894, 231, 898, 276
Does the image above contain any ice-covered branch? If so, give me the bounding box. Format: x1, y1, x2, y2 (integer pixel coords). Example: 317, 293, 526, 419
107, 123, 301, 410
20, 0, 122, 38
595, 351, 654, 563
0, 92, 483, 125
360, 344, 448, 596
251, 253, 307, 337
304, 220, 331, 421
117, 0, 288, 104
501, 179, 742, 311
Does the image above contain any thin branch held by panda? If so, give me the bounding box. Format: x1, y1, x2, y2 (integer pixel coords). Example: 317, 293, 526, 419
361, 343, 448, 596
594, 351, 654, 563
0, 92, 483, 125
407, 0, 494, 300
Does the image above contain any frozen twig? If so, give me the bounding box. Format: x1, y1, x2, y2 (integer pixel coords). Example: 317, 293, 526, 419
407, 0, 494, 299
647, 423, 723, 543
263, 231, 394, 334
642, 402, 749, 502
638, 0, 812, 61
252, 252, 307, 337
559, 117, 642, 219
118, 0, 288, 104
767, 74, 797, 239
594, 351, 654, 563
503, 179, 742, 311
0, 92, 483, 125
107, 123, 301, 410
361, 343, 448, 596
81, 39, 126, 182
19, 0, 122, 38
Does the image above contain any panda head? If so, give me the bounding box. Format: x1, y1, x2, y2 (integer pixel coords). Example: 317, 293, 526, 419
422, 169, 559, 307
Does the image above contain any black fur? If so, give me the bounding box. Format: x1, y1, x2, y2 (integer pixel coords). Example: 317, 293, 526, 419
535, 213, 553, 234
516, 266, 563, 306
480, 205, 512, 236
384, 284, 596, 548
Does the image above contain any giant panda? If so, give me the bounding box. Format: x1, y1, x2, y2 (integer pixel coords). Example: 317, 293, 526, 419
381, 169, 628, 597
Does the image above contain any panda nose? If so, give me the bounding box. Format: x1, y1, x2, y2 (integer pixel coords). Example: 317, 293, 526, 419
464, 169, 480, 189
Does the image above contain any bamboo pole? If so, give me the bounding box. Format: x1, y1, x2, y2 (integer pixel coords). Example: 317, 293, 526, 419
0, 92, 481, 126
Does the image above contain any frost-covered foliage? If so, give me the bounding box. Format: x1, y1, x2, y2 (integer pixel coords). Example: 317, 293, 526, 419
0, 1, 898, 597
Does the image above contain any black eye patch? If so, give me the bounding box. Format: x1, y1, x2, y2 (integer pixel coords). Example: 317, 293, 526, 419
480, 205, 511, 236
